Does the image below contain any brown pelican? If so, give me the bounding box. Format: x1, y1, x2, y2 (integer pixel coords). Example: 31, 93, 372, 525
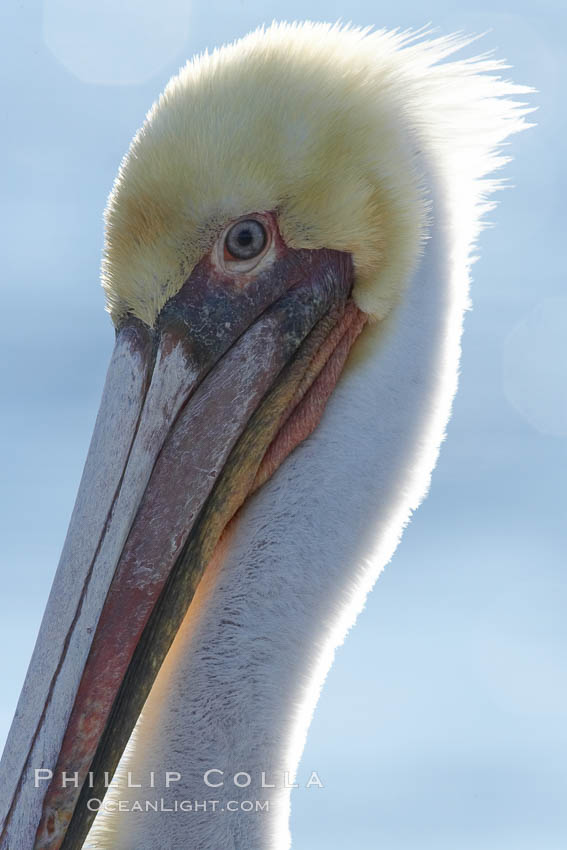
0, 21, 531, 850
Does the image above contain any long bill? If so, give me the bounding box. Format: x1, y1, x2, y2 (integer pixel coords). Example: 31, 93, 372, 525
0, 246, 365, 850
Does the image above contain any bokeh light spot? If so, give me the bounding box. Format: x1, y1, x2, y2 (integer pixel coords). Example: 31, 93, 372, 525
42, 0, 191, 86
502, 297, 567, 437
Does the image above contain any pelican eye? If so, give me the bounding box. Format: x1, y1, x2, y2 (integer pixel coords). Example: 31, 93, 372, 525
225, 219, 267, 260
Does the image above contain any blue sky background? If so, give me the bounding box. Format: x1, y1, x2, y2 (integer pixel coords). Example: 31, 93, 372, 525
1, 1, 565, 847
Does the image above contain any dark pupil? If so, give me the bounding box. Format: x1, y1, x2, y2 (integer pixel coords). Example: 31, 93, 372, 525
237, 228, 253, 246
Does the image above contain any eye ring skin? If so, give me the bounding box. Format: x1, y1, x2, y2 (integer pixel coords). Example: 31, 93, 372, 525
213, 212, 275, 276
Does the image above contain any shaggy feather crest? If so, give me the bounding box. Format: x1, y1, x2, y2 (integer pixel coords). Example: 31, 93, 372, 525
102, 22, 531, 326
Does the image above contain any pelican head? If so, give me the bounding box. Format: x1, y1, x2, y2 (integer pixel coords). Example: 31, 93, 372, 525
0, 21, 530, 850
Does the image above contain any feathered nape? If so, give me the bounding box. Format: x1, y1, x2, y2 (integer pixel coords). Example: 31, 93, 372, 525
101, 22, 532, 327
